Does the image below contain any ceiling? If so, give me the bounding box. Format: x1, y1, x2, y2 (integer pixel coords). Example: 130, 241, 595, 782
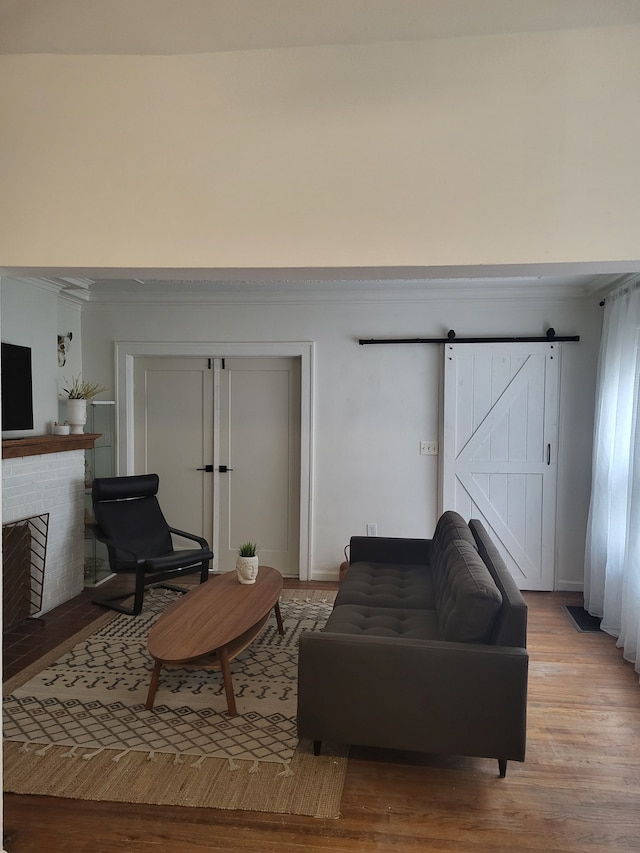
3, 1, 639, 298
2, 0, 640, 56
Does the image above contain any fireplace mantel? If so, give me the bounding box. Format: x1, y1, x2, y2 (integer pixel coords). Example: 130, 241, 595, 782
2, 434, 100, 459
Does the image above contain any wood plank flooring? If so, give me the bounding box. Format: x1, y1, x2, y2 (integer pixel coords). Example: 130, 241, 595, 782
3, 581, 640, 852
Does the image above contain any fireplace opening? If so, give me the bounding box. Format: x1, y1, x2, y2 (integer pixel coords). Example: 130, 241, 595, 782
2, 513, 49, 631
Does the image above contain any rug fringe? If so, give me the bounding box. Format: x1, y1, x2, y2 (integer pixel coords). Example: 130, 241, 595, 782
112, 747, 133, 762
277, 760, 294, 778
5, 739, 297, 776
2, 739, 349, 818
83, 747, 106, 761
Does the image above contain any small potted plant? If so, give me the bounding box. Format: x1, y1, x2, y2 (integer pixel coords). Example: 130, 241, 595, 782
236, 542, 259, 584
61, 375, 108, 434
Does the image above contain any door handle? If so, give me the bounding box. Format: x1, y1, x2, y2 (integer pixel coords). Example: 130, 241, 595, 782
547, 444, 551, 466
196, 465, 214, 472
218, 465, 234, 473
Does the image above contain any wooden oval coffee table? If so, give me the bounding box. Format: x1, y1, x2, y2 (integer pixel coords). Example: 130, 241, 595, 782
145, 565, 284, 717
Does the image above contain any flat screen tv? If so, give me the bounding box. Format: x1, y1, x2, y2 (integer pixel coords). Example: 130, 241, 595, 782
2, 342, 34, 431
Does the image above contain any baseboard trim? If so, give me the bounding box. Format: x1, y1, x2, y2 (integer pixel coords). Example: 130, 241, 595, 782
310, 569, 339, 583
555, 580, 584, 592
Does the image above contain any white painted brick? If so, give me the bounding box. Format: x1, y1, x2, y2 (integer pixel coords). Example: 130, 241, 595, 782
3, 449, 87, 615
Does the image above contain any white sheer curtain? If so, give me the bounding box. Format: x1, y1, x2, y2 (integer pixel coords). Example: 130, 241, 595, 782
584, 277, 640, 678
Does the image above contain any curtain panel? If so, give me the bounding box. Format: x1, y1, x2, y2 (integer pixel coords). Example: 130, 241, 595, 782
584, 278, 640, 678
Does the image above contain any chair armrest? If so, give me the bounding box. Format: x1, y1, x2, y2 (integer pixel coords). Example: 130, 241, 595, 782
168, 527, 211, 550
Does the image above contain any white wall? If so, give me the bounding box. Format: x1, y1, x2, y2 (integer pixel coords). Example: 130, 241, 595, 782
57, 296, 83, 397
1, 279, 60, 437
0, 278, 85, 436
81, 286, 602, 589
1, 25, 639, 271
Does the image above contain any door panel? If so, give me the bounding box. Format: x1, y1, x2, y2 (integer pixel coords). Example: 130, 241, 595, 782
442, 343, 559, 590
217, 357, 301, 575
134, 358, 214, 547
133, 355, 302, 577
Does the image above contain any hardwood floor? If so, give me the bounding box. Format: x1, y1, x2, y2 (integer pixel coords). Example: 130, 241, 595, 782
3, 580, 640, 852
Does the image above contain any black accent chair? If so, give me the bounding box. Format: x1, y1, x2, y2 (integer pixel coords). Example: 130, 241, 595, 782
91, 474, 213, 616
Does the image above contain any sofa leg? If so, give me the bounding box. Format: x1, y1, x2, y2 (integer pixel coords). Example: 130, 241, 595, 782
498, 759, 507, 778
313, 740, 321, 756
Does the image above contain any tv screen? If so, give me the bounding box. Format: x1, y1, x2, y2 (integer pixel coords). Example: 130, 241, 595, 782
2, 342, 34, 431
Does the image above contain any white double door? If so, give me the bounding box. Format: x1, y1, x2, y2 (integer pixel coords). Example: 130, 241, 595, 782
133, 356, 301, 576
442, 343, 560, 591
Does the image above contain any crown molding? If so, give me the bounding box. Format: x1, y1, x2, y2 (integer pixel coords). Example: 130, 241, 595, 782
0, 275, 94, 303
582, 273, 638, 297
82, 278, 597, 307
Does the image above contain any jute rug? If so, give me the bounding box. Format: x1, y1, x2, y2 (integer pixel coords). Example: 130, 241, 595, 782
3, 588, 348, 817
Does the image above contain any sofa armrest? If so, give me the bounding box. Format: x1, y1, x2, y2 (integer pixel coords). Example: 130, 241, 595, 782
349, 536, 431, 565
297, 631, 528, 761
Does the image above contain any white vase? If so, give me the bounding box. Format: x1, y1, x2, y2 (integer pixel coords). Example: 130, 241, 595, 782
236, 555, 259, 584
66, 398, 87, 434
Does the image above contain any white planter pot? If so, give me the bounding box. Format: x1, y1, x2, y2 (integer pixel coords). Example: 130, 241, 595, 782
66, 399, 87, 434
235, 555, 259, 584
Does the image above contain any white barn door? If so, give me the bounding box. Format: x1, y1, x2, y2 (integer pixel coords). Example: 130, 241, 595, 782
442, 343, 560, 590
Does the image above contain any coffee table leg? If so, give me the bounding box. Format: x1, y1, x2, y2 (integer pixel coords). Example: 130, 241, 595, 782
218, 646, 237, 716
146, 659, 162, 710
274, 601, 284, 635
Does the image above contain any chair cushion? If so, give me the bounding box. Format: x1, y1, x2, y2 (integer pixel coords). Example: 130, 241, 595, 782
92, 474, 160, 501
93, 495, 174, 562
325, 605, 440, 640
436, 540, 503, 643
116, 548, 213, 573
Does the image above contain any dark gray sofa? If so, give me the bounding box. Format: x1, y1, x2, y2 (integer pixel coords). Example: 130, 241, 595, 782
297, 511, 528, 777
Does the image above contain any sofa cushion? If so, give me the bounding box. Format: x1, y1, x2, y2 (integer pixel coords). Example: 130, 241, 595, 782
431, 511, 477, 557
334, 562, 436, 610
430, 511, 478, 600
436, 540, 503, 643
325, 604, 440, 640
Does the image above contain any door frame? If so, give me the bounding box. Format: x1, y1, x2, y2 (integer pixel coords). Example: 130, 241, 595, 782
114, 341, 314, 581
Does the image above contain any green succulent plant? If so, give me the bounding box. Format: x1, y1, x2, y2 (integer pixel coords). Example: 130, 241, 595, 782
238, 541, 258, 557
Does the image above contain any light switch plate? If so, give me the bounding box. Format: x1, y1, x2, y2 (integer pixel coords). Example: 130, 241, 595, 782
420, 441, 438, 455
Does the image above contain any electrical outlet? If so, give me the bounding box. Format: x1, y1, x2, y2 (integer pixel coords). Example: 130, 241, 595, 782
366, 523, 378, 537
420, 440, 438, 456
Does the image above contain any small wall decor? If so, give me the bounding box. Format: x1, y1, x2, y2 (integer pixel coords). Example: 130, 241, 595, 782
57, 332, 72, 367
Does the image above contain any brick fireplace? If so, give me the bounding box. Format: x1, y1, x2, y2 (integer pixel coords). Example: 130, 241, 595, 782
2, 434, 98, 617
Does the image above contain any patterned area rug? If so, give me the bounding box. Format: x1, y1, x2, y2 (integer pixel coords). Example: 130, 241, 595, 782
3, 588, 348, 817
